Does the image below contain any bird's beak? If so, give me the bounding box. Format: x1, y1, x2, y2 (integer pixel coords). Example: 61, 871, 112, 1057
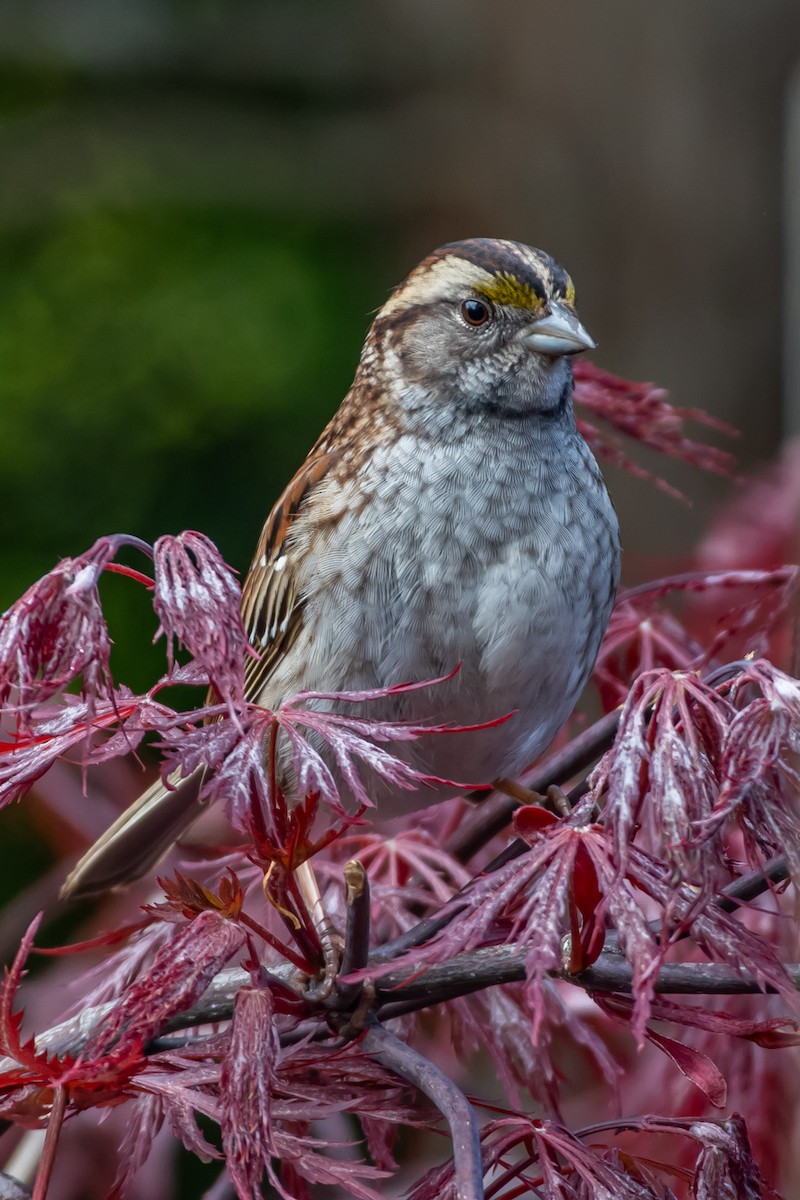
523, 304, 596, 357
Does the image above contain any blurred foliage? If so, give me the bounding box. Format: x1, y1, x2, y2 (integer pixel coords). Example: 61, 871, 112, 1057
0, 205, 386, 689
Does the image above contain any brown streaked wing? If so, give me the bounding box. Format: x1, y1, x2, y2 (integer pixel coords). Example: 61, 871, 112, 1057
240, 445, 338, 704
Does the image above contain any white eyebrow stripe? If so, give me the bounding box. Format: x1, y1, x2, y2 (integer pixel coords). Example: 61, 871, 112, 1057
380, 257, 495, 316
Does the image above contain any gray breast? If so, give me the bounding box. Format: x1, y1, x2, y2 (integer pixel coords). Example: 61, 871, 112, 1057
275, 412, 619, 805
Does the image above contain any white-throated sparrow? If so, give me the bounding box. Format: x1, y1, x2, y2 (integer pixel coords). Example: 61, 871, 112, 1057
64, 238, 620, 898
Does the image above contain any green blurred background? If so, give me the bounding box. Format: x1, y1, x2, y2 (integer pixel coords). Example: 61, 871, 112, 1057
2, 1, 800, 687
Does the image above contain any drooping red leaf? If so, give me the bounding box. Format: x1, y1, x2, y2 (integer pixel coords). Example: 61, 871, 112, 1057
407, 1114, 671, 1200
0, 917, 148, 1122
1, 508, 797, 1199
0, 538, 119, 719
594, 568, 797, 707
453, 977, 622, 1120
107, 1092, 165, 1200
87, 911, 245, 1056
708, 661, 800, 879
220, 987, 281, 1200
574, 360, 738, 484
360, 1115, 399, 1173
718, 700, 788, 809
278, 1162, 313, 1200
220, 1054, 409, 1200
0, 691, 168, 808
642, 1027, 727, 1108
267, 1132, 389, 1200
615, 847, 800, 1029
152, 531, 251, 707
615, 992, 800, 1048
201, 709, 277, 836
134, 1056, 222, 1161
591, 668, 732, 887
689, 1115, 782, 1200
382, 805, 663, 1042
277, 683, 509, 810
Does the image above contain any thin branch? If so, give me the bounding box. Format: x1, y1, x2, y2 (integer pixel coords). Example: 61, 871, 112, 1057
104, 533, 156, 561
29, 859, 796, 1060
362, 1023, 484, 1200
714, 855, 789, 914
376, 945, 800, 1016
33, 965, 289, 1058
28, 943, 800, 1063
340, 859, 371, 977
573, 958, 799, 996
617, 567, 798, 604
374, 944, 529, 1017
333, 859, 371, 1009
31, 1085, 65, 1200
449, 710, 621, 862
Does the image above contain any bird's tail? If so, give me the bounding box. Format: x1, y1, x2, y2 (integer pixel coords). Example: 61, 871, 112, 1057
61, 768, 207, 900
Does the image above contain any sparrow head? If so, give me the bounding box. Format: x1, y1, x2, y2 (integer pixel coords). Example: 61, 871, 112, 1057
368, 237, 594, 418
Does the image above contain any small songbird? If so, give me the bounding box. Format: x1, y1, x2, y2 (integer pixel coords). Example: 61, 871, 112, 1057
63, 238, 620, 899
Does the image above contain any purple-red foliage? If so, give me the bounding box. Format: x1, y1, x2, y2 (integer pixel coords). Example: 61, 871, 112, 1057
218, 987, 414, 1199
86, 910, 245, 1058
573, 361, 738, 499
0, 916, 145, 1125
0, 369, 799, 1199
593, 658, 800, 892
152, 531, 251, 709
593, 566, 797, 709
379, 798, 798, 1048
0, 537, 119, 721
220, 988, 281, 1199
406, 1112, 780, 1200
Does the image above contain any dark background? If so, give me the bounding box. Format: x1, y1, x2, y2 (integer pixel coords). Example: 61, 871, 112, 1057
3, 2, 800, 688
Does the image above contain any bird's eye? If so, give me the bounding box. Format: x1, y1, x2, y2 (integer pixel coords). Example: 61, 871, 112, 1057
461, 298, 492, 327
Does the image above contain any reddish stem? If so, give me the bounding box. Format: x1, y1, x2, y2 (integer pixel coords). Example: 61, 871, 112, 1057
31, 1085, 66, 1200
32, 920, 150, 956
102, 562, 155, 589
237, 911, 311, 973
266, 718, 282, 841
618, 565, 797, 604
484, 1154, 537, 1199
282, 869, 324, 967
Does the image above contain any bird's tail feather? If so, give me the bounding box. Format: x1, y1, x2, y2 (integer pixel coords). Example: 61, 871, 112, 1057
61, 768, 206, 900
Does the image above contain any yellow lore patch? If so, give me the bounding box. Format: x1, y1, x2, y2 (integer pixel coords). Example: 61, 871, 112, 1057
476, 272, 545, 311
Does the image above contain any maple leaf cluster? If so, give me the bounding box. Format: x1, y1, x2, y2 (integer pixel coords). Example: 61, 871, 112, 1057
0, 374, 798, 1199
